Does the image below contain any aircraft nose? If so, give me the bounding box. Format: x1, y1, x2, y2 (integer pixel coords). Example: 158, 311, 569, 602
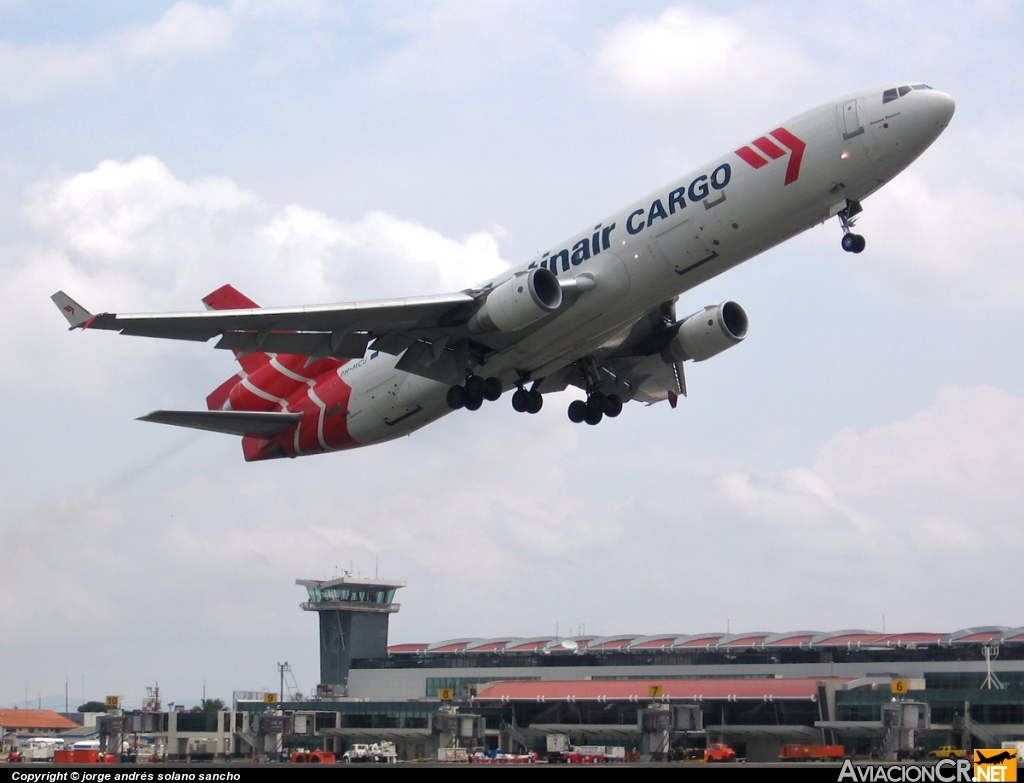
928, 90, 956, 127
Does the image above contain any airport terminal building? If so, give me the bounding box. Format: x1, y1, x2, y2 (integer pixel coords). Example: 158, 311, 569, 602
53, 576, 1022, 763
263, 575, 1024, 762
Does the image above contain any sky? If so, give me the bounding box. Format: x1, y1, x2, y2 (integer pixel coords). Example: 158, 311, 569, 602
2, 0, 1023, 710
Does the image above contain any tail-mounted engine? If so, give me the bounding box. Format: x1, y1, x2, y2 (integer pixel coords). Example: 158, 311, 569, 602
667, 301, 748, 361
468, 267, 563, 333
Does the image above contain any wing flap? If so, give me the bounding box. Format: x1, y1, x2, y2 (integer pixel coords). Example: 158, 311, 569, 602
138, 410, 303, 437
604, 355, 686, 404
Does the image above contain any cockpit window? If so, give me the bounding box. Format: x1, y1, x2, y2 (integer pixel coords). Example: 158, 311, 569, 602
883, 84, 928, 104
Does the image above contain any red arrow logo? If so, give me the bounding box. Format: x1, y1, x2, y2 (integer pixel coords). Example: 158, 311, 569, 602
735, 127, 805, 185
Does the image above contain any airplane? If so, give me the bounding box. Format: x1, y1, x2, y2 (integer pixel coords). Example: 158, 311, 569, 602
52, 83, 955, 462
975, 751, 1016, 765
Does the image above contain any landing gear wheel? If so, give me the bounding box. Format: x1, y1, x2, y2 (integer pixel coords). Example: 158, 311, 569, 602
584, 407, 603, 426
841, 233, 866, 254
568, 399, 587, 423
587, 393, 606, 413
511, 388, 530, 412
526, 390, 543, 414
465, 374, 485, 398
464, 392, 483, 411
604, 394, 623, 417
446, 385, 466, 410
483, 377, 503, 402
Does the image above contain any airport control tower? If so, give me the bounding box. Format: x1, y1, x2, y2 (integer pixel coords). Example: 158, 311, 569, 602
297, 574, 405, 688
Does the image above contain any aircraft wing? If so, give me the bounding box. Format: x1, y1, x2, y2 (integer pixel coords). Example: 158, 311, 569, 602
51, 290, 477, 359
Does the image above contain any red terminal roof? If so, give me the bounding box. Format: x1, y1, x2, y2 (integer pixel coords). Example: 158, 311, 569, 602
0, 710, 81, 731
764, 633, 818, 647
387, 643, 429, 654
466, 641, 510, 652
630, 636, 681, 649
430, 642, 469, 653
950, 631, 1003, 643
588, 637, 636, 651
877, 633, 946, 646
389, 626, 1023, 656
675, 634, 726, 648
811, 631, 886, 647
475, 678, 839, 702
506, 639, 551, 652
717, 634, 770, 648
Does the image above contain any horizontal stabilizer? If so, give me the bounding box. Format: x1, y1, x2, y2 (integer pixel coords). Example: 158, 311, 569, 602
138, 410, 303, 438
51, 291, 93, 328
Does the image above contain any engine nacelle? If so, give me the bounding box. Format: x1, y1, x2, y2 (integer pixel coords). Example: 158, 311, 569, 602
467, 267, 563, 333
667, 301, 748, 361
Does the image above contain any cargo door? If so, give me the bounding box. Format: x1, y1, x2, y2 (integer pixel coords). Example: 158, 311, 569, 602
653, 211, 725, 278
841, 99, 864, 140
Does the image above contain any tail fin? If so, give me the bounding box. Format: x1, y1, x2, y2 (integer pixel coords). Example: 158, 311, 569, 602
203, 284, 270, 410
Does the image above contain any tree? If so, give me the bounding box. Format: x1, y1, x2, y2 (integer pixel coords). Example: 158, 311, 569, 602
199, 698, 226, 712
78, 701, 108, 713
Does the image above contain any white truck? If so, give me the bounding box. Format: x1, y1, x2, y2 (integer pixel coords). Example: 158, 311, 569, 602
343, 742, 397, 763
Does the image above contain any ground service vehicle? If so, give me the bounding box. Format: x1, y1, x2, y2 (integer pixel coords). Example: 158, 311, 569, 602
929, 746, 968, 760
705, 743, 737, 762
291, 750, 335, 763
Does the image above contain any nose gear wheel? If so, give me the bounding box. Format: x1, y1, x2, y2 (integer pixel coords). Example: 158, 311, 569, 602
837, 199, 866, 254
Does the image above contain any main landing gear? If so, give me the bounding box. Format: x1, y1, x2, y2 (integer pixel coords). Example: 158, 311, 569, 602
511, 386, 543, 414
838, 199, 866, 254
567, 391, 623, 426
446, 374, 502, 411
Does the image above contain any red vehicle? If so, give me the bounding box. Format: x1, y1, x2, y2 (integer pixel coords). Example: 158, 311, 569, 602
291, 750, 336, 763
779, 745, 845, 761
704, 744, 736, 762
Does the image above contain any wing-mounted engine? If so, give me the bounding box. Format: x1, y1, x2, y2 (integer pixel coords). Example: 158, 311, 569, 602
467, 268, 563, 333
666, 301, 748, 361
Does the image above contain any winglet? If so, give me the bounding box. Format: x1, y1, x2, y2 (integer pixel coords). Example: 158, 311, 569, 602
51, 291, 94, 329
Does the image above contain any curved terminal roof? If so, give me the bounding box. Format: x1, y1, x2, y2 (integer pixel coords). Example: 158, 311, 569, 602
388, 626, 1024, 655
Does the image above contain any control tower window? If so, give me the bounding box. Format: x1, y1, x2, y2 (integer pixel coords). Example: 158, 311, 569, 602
883, 88, 899, 104
898, 85, 912, 97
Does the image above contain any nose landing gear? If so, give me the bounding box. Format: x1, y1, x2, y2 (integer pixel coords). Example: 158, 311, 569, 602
837, 199, 866, 253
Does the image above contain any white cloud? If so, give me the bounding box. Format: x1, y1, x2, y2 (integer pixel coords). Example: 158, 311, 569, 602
0, 41, 113, 102
0, 2, 237, 102
594, 6, 816, 109
719, 385, 1024, 553
858, 172, 1024, 306
115, 2, 233, 62
3, 156, 508, 391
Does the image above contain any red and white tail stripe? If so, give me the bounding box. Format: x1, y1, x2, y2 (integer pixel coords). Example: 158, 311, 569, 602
735, 128, 805, 185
